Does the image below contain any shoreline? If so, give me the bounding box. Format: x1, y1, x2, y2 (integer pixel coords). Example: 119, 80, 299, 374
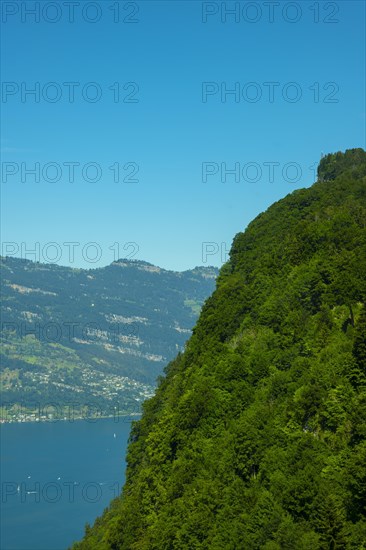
0, 413, 143, 425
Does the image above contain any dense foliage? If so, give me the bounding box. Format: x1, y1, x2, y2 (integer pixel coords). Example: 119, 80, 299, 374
317, 148, 366, 182
73, 149, 366, 549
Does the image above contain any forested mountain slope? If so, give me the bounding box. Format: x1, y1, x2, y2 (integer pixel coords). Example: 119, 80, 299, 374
73, 149, 366, 549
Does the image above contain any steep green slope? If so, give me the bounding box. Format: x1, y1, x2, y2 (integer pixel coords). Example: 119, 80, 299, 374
73, 149, 366, 549
0, 259, 217, 420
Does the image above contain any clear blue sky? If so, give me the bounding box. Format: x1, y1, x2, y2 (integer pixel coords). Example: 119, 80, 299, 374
1, 0, 365, 271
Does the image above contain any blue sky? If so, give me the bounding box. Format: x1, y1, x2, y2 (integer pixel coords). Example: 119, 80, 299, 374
1, 0, 365, 271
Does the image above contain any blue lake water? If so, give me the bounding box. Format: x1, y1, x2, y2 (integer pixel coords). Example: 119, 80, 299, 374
0, 417, 133, 550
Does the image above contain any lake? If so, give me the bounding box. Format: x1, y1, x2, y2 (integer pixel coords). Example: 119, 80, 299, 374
0, 417, 133, 550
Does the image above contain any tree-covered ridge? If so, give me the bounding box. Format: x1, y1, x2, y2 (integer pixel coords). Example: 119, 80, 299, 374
73, 149, 366, 549
317, 148, 366, 182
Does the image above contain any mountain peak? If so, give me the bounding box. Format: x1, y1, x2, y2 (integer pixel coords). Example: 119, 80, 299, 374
317, 147, 366, 182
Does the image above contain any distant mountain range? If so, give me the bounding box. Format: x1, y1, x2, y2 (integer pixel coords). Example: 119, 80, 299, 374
0, 258, 218, 421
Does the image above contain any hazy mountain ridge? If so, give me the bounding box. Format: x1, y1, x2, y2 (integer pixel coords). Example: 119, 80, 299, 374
0, 258, 218, 420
